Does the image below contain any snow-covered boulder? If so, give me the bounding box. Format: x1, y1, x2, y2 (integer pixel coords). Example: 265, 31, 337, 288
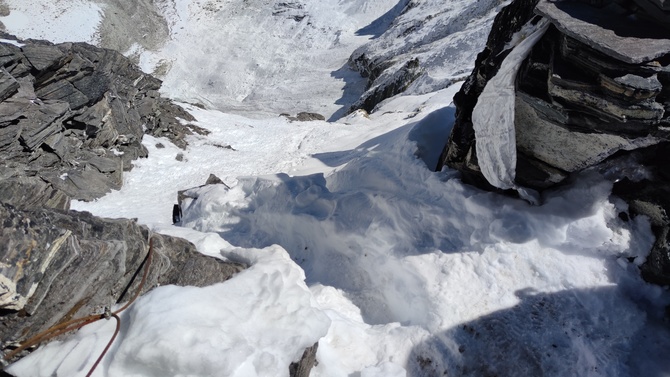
438, 0, 670, 284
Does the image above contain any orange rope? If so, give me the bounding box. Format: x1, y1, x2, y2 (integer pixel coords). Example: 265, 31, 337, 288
85, 313, 120, 377
3, 237, 155, 376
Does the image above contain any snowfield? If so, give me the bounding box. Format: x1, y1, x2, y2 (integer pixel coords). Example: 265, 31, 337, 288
3, 0, 670, 376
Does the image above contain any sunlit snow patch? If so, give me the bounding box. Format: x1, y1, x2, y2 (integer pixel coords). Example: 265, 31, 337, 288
0, 0, 102, 44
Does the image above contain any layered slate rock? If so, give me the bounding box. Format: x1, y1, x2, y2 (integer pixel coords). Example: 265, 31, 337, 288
0, 34, 204, 202
438, 0, 670, 284
0, 203, 246, 356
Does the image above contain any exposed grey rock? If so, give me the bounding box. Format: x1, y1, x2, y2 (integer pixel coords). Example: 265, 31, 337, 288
205, 173, 225, 185
548, 74, 665, 122
615, 74, 663, 93
43, 166, 120, 201
611, 148, 670, 286
515, 95, 659, 172
87, 155, 122, 174
16, 100, 69, 151
0, 70, 19, 102
535, 0, 670, 64
0, 35, 201, 203
349, 57, 423, 113
283, 112, 327, 122
0, 203, 246, 351
437, 0, 542, 188
34, 80, 89, 109
94, 0, 171, 56
22, 44, 64, 71
295, 112, 325, 121
0, 176, 69, 210
601, 73, 663, 101
289, 343, 319, 377
72, 70, 110, 104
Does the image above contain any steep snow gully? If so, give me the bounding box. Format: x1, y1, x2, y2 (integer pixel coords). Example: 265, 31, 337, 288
2, 0, 670, 376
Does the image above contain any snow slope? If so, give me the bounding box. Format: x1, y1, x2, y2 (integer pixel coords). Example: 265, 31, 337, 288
350, 0, 510, 105
0, 0, 102, 44
3, 1, 670, 376
134, 0, 407, 118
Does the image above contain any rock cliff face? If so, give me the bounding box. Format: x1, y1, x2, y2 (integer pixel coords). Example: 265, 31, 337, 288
439, 0, 670, 284
0, 33, 203, 203
347, 0, 506, 114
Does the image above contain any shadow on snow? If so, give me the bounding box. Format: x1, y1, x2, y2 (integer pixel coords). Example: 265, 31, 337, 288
200, 105, 650, 325
406, 286, 670, 377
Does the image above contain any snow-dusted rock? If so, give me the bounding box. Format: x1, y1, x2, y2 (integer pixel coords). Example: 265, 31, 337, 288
348, 0, 508, 114
439, 0, 670, 284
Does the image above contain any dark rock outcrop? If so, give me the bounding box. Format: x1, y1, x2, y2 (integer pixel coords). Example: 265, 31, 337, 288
438, 0, 670, 284
349, 57, 423, 114
281, 112, 327, 122
0, 202, 246, 360
0, 34, 201, 202
289, 342, 319, 377
437, 0, 542, 189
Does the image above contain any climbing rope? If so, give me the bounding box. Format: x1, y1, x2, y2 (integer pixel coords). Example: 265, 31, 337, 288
3, 237, 155, 376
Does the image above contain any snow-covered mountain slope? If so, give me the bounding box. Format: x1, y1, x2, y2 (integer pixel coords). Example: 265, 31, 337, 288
2, 0, 670, 376
1, 0, 404, 119
348, 0, 509, 112
0, 0, 103, 44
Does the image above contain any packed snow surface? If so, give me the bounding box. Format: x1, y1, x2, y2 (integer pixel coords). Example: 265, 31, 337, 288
0, 0, 102, 44
4, 1, 670, 376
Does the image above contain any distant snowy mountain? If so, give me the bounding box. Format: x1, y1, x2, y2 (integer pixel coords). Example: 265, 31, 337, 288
0, 0, 504, 119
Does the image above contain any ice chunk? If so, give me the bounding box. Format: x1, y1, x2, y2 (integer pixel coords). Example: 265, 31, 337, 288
472, 19, 549, 200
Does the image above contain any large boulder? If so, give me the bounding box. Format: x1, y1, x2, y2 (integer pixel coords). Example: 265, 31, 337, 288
438, 0, 670, 284
0, 34, 203, 203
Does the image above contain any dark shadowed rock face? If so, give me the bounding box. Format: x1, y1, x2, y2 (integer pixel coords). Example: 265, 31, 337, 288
438, 0, 670, 284
349, 57, 423, 114
0, 34, 201, 203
